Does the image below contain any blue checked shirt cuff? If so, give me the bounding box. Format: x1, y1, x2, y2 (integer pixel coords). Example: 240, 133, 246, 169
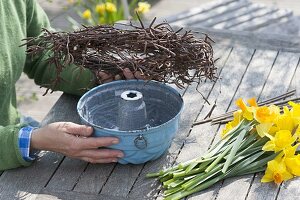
18, 126, 37, 162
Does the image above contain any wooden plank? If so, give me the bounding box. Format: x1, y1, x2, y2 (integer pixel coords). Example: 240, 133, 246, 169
213, 7, 278, 30
233, 9, 293, 31
245, 173, 279, 200
258, 51, 299, 101
257, 16, 300, 35
216, 51, 299, 200
165, 0, 239, 23
200, 3, 264, 27
100, 164, 144, 197
171, 1, 251, 27
287, 52, 300, 97
36, 188, 125, 200
73, 163, 116, 193
46, 158, 88, 191
0, 152, 62, 200
277, 178, 300, 200
229, 50, 278, 107
127, 46, 251, 199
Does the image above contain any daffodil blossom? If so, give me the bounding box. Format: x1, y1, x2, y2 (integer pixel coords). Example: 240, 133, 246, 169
285, 154, 300, 176
289, 101, 300, 124
221, 110, 242, 137
135, 2, 151, 14
96, 4, 105, 15
254, 105, 279, 124
262, 156, 293, 184
236, 98, 254, 120
105, 2, 117, 13
256, 123, 273, 138
275, 106, 294, 132
82, 9, 92, 20
262, 130, 296, 152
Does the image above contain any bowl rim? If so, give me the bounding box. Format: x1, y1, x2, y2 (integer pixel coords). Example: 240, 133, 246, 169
77, 80, 184, 134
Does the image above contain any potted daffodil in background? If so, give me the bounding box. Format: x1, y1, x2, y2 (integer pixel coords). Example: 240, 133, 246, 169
66, 0, 151, 27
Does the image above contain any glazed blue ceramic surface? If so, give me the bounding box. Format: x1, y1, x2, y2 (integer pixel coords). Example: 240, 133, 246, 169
77, 80, 183, 164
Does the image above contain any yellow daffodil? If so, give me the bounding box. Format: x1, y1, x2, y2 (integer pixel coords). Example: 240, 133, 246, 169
82, 9, 92, 20
221, 110, 242, 138
256, 123, 273, 138
293, 125, 300, 141
289, 101, 300, 124
247, 97, 258, 107
105, 2, 117, 13
283, 144, 299, 157
254, 105, 279, 124
135, 2, 151, 14
236, 98, 254, 120
96, 4, 106, 15
262, 130, 296, 152
275, 106, 294, 132
262, 157, 293, 184
285, 154, 300, 176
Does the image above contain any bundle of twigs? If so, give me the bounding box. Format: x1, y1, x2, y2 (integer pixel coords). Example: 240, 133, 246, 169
194, 90, 300, 125
23, 17, 216, 94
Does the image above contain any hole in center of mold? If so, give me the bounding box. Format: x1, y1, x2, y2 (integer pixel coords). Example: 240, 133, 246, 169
127, 92, 137, 98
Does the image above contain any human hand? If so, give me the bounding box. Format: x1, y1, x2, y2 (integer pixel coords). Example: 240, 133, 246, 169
97, 68, 145, 84
31, 122, 123, 163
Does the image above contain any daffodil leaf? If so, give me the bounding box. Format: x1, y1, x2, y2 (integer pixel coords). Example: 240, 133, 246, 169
222, 129, 248, 173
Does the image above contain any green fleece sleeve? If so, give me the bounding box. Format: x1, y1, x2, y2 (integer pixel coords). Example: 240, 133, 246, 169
0, 125, 31, 171
23, 0, 97, 96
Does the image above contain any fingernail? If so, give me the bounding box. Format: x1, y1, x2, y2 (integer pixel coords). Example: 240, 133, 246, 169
112, 159, 118, 162
112, 139, 119, 144
117, 153, 124, 158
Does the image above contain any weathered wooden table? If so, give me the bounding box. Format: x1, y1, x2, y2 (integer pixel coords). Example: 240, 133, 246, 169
165, 0, 296, 35
1, 28, 300, 200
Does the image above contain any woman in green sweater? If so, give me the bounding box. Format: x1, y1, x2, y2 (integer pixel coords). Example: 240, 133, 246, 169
0, 0, 141, 170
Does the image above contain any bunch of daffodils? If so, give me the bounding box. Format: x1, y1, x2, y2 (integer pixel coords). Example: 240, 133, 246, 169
147, 98, 300, 200
67, 0, 151, 26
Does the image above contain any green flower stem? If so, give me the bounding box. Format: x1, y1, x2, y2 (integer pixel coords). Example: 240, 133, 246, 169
230, 147, 261, 166
229, 151, 265, 176
202, 139, 229, 160
204, 120, 253, 160
235, 152, 279, 175
173, 160, 211, 179
159, 174, 173, 182
164, 186, 183, 196
147, 155, 219, 178
205, 146, 231, 173
146, 171, 162, 178
182, 164, 222, 190
238, 132, 257, 151
168, 179, 188, 188
236, 167, 266, 176
165, 173, 228, 200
